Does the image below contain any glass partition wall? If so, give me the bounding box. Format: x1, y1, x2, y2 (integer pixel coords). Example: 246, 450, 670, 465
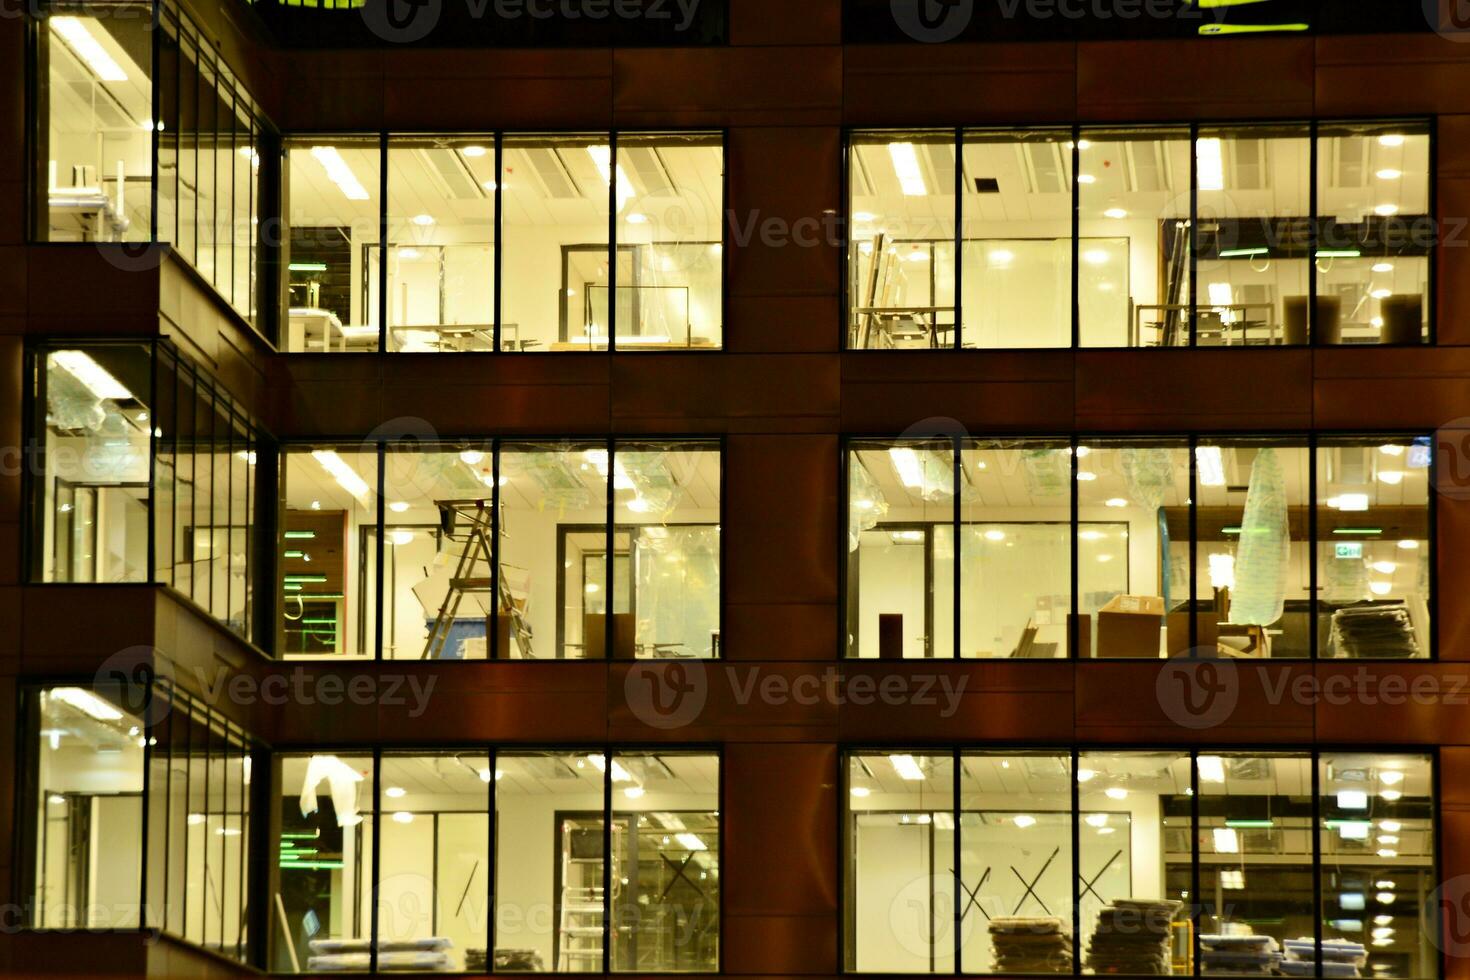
845, 750, 1437, 979
20, 680, 257, 964
278, 440, 721, 660
272, 749, 720, 974
848, 121, 1432, 348
32, 1, 271, 326
845, 435, 1433, 659
27, 341, 266, 643
284, 132, 724, 353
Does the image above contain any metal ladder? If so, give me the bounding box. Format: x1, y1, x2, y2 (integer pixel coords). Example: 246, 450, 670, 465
421, 500, 533, 659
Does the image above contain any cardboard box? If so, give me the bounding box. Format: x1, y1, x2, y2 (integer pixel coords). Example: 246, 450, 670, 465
1096, 595, 1166, 659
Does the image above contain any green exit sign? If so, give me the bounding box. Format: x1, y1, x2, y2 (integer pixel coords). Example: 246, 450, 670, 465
1336, 542, 1364, 560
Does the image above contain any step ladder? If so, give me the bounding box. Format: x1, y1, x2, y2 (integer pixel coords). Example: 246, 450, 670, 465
556, 818, 614, 971
421, 499, 533, 659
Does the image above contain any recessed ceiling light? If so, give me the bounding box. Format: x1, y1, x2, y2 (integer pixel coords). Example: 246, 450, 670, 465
385, 786, 406, 798
850, 786, 871, 798
1379, 134, 1406, 147
1376, 169, 1402, 180
1398, 539, 1420, 550
1372, 262, 1394, 273
1105, 787, 1127, 800
1104, 207, 1127, 219
1013, 814, 1037, 829
1371, 288, 1392, 299
1105, 498, 1128, 508
1378, 471, 1404, 485
854, 211, 877, 222
392, 811, 415, 824
1083, 249, 1110, 265
1374, 204, 1399, 217
389, 501, 410, 513
1076, 471, 1098, 481
461, 145, 488, 157
1380, 770, 1405, 786
411, 213, 436, 226
627, 213, 649, 224
1078, 174, 1096, 185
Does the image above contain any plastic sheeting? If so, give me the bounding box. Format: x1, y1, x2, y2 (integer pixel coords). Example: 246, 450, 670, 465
1230, 447, 1290, 627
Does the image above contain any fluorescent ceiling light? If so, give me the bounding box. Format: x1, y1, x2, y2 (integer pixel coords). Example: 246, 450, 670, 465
1379, 444, 1406, 456
1076, 471, 1097, 482
49, 687, 124, 721
1398, 539, 1419, 550
1380, 770, 1405, 786
187, 812, 208, 826
1378, 470, 1404, 485
53, 350, 132, 401
1220, 247, 1268, 258
389, 529, 415, 546
1207, 282, 1234, 310
889, 448, 926, 490
391, 811, 414, 824
1083, 249, 1110, 266
1197, 137, 1225, 191
1330, 493, 1371, 512
311, 146, 370, 201
1371, 561, 1398, 575
1336, 820, 1372, 841
385, 786, 406, 798
850, 786, 871, 798
890, 754, 926, 781
312, 450, 371, 504
1196, 445, 1226, 487
460, 449, 485, 465
626, 213, 649, 224
1103, 207, 1127, 219
1338, 790, 1369, 810
1096, 554, 1114, 563
1377, 891, 1396, 904
1379, 134, 1406, 147
1221, 869, 1246, 890
460, 145, 488, 158
1379, 818, 1402, 831
888, 142, 928, 196
389, 501, 410, 513
1380, 789, 1402, 802
984, 529, 1006, 542
1212, 827, 1239, 853
1376, 169, 1402, 180
586, 145, 635, 212
586, 754, 633, 783
623, 785, 645, 799
675, 833, 708, 851
1013, 814, 1036, 829
1374, 204, 1400, 217
1085, 813, 1108, 828
1378, 834, 1400, 845
51, 17, 128, 82
1317, 250, 1361, 259
1104, 787, 1127, 800
1373, 262, 1395, 273
1377, 848, 1398, 858
1078, 174, 1096, 184
1077, 768, 1096, 782
410, 213, 435, 226
1197, 755, 1226, 783
1105, 498, 1129, 508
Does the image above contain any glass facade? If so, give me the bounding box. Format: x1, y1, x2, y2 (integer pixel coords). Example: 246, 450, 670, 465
845, 750, 1436, 978
283, 132, 724, 353
28, 341, 265, 642
846, 435, 1433, 659
33, 1, 269, 324
848, 122, 1432, 349
271, 749, 720, 974
277, 440, 721, 660
20, 681, 255, 963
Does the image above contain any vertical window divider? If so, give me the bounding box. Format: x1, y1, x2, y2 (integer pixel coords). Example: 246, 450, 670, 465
1308, 434, 1319, 659
1190, 750, 1201, 979
1070, 747, 1081, 971
1311, 752, 1323, 979
491, 440, 501, 660
369, 749, 382, 975
1308, 120, 1320, 348
608, 132, 619, 353
494, 132, 504, 352
1071, 125, 1082, 349
1189, 436, 1199, 654
147, 342, 158, 583
952, 746, 962, 972
149, 0, 160, 243
206, 385, 217, 616
952, 436, 961, 660
1070, 435, 1080, 659
487, 746, 497, 967
602, 746, 614, 973
1429, 430, 1439, 660
138, 674, 155, 931
378, 133, 389, 353
953, 128, 963, 351
604, 439, 617, 663
375, 444, 386, 660
1189, 123, 1200, 348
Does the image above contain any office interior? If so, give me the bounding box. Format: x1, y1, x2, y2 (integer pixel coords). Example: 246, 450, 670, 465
846, 438, 1431, 659
282, 133, 723, 353
848, 123, 1430, 349
846, 750, 1435, 978
268, 750, 719, 974
278, 442, 721, 660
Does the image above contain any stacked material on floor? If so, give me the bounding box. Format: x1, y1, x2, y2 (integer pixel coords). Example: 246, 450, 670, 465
492, 948, 544, 971
306, 937, 455, 972
989, 916, 1073, 974
1280, 938, 1368, 978
1330, 603, 1418, 658
1199, 934, 1282, 975
1085, 899, 1182, 975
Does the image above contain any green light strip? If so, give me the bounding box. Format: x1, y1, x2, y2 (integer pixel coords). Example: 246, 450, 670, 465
284, 531, 317, 540
1219, 248, 1268, 259
288, 262, 328, 272
1200, 22, 1309, 35
1333, 528, 1385, 536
